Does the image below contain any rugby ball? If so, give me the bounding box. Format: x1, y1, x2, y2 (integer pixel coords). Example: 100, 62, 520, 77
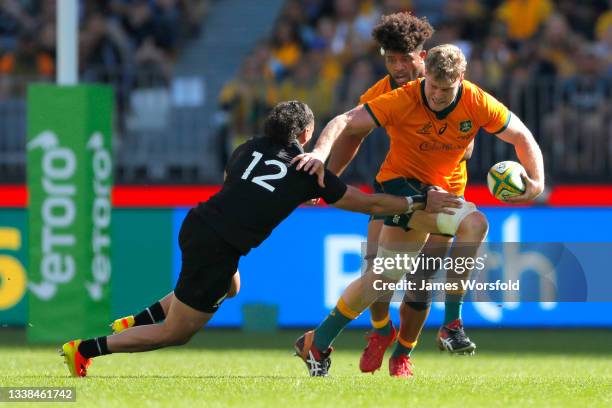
487, 161, 526, 201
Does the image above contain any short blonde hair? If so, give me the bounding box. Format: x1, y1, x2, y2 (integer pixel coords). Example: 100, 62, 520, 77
425, 44, 467, 82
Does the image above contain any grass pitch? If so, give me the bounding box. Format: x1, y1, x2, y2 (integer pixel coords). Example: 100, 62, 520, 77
1, 328, 611, 408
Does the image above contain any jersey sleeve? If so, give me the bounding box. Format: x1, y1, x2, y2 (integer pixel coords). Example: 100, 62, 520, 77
316, 170, 348, 204
359, 84, 380, 105
359, 76, 389, 105
472, 86, 511, 134
363, 88, 406, 128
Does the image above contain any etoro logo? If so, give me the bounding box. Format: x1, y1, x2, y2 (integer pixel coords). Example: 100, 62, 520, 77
27, 131, 77, 300
85, 132, 112, 301
28, 131, 77, 300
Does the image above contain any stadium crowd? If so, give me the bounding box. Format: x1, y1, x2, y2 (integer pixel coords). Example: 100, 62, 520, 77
216, 0, 611, 182
0, 0, 610, 183
0, 0, 210, 96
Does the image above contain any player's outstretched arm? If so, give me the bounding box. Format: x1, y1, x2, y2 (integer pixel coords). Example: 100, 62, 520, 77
327, 128, 371, 176
291, 105, 376, 187
331, 185, 463, 216
332, 186, 415, 215
495, 114, 545, 203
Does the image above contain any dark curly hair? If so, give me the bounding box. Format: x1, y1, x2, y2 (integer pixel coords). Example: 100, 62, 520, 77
264, 101, 314, 146
372, 13, 434, 54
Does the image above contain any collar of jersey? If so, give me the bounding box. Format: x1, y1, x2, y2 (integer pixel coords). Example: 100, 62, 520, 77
420, 79, 463, 120
290, 139, 304, 155
389, 75, 400, 90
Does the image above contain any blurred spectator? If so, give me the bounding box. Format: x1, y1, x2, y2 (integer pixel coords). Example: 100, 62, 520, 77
312, 45, 343, 84
595, 2, 612, 73
270, 20, 303, 79
381, 0, 412, 15
251, 42, 277, 81
495, 0, 554, 43
556, 0, 609, 41
307, 16, 336, 49
301, 0, 333, 24
281, 0, 309, 27
430, 20, 472, 59
278, 51, 335, 126
537, 13, 579, 79
151, 0, 182, 53
474, 27, 513, 93
327, 0, 375, 60
217, 56, 278, 166
109, 0, 184, 81
334, 57, 376, 112
79, 12, 130, 75
119, 1, 156, 48
543, 45, 610, 175
0, 30, 54, 98
0, 0, 36, 50
178, 0, 211, 37
35, 0, 57, 25
444, 0, 486, 42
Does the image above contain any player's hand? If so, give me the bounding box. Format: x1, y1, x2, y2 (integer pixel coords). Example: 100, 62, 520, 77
503, 173, 544, 204
425, 188, 463, 215
291, 152, 326, 188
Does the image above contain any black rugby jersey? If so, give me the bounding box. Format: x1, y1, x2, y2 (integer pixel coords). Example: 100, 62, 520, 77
195, 137, 347, 254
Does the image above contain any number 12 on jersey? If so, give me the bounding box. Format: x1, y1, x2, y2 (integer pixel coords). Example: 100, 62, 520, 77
241, 151, 287, 192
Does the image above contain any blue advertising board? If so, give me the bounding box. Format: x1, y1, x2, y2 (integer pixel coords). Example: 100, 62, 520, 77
172, 207, 612, 328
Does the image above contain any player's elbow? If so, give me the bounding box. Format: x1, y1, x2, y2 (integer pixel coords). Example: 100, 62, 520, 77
344, 106, 372, 135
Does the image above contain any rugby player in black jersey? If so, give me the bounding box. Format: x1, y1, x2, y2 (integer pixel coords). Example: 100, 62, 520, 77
59, 101, 461, 377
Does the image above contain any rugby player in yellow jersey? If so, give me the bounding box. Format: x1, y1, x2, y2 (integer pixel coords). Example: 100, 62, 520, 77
293, 44, 544, 377
325, 12, 481, 377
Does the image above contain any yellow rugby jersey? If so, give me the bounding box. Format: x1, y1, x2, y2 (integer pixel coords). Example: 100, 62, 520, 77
359, 75, 397, 105
359, 75, 469, 196
364, 78, 510, 192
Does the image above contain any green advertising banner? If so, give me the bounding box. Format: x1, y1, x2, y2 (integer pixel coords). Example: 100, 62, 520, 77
27, 85, 113, 343
0, 209, 174, 328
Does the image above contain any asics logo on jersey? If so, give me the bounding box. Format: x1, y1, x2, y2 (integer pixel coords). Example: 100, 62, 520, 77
417, 122, 433, 134
438, 123, 448, 135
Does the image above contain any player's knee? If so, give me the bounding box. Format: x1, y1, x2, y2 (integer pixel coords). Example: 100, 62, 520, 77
457, 211, 488, 239
159, 325, 195, 347
173, 335, 192, 346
